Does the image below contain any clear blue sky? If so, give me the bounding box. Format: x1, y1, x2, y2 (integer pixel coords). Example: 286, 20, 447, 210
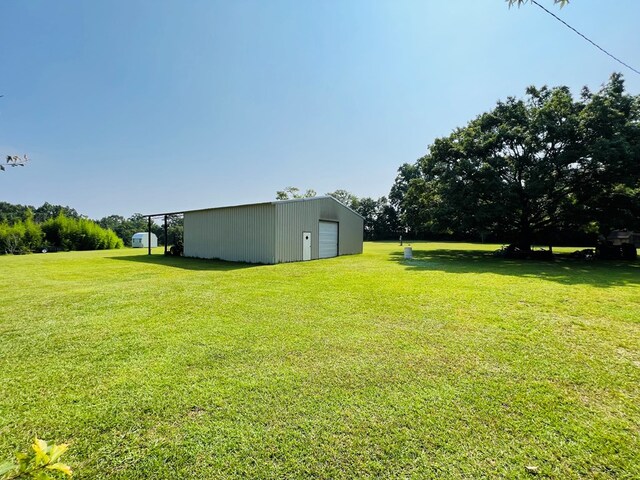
1, 0, 639, 219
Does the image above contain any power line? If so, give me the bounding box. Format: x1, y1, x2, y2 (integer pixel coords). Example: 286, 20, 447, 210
531, 0, 640, 76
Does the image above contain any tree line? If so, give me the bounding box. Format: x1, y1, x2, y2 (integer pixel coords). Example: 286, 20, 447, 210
0, 210, 122, 254
281, 73, 640, 248
4, 74, 637, 252
0, 202, 183, 254
97, 213, 183, 248
275, 188, 400, 241
396, 73, 639, 249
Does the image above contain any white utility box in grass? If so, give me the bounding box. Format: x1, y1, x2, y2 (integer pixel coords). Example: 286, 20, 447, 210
132, 232, 158, 248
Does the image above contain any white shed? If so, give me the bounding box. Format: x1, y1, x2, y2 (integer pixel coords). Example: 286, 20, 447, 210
132, 232, 158, 248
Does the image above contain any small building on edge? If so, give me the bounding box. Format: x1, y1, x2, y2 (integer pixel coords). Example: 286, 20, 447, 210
183, 196, 363, 264
132, 232, 158, 248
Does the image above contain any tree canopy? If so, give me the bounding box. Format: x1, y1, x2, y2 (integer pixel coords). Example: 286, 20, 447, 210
327, 189, 358, 208
0, 201, 80, 224
397, 74, 640, 248
275, 186, 317, 200
275, 188, 400, 240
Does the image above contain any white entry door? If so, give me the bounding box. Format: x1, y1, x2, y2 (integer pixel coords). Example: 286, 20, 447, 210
302, 231, 311, 261
318, 221, 338, 258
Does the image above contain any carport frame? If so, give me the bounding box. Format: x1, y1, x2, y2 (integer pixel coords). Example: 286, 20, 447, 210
144, 210, 186, 255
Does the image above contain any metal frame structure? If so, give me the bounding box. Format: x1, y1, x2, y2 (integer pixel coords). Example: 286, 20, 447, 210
144, 211, 185, 255
146, 197, 363, 262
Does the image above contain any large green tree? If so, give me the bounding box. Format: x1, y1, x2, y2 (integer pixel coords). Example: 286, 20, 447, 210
400, 74, 640, 248
573, 74, 640, 233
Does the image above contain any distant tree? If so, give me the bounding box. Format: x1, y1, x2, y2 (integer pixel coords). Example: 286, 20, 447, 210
0, 202, 80, 224
0, 202, 30, 223
33, 202, 81, 223
98, 213, 158, 246
352, 196, 401, 240
157, 214, 183, 247
275, 187, 317, 200
353, 197, 378, 239
326, 189, 358, 209
374, 197, 401, 240
98, 214, 127, 232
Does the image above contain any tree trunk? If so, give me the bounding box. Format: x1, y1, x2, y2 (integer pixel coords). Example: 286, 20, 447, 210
518, 217, 533, 252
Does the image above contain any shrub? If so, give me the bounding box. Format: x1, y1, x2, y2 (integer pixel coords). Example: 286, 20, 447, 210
22, 213, 45, 252
41, 214, 123, 251
0, 213, 122, 254
0, 437, 72, 479
0, 222, 23, 254
0, 217, 44, 254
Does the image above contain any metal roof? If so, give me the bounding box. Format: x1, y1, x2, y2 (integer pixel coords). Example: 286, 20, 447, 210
146, 196, 364, 219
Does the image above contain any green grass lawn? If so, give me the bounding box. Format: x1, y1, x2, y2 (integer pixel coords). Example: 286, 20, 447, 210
1, 242, 639, 479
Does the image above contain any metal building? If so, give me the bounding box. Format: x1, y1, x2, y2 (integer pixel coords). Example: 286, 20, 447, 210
131, 232, 158, 248
183, 196, 363, 264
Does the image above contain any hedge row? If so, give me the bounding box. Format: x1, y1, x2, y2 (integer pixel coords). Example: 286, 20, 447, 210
0, 213, 122, 254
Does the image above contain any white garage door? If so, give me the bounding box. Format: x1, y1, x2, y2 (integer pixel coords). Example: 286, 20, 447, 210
319, 221, 338, 258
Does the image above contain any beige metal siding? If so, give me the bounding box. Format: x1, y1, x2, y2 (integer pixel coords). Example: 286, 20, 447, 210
275, 197, 363, 263
184, 204, 276, 263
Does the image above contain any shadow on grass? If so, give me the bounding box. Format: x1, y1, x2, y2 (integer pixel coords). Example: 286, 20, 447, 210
391, 249, 640, 287
107, 254, 263, 271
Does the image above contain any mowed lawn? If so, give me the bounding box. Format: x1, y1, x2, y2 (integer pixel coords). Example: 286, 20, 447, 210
1, 243, 639, 479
